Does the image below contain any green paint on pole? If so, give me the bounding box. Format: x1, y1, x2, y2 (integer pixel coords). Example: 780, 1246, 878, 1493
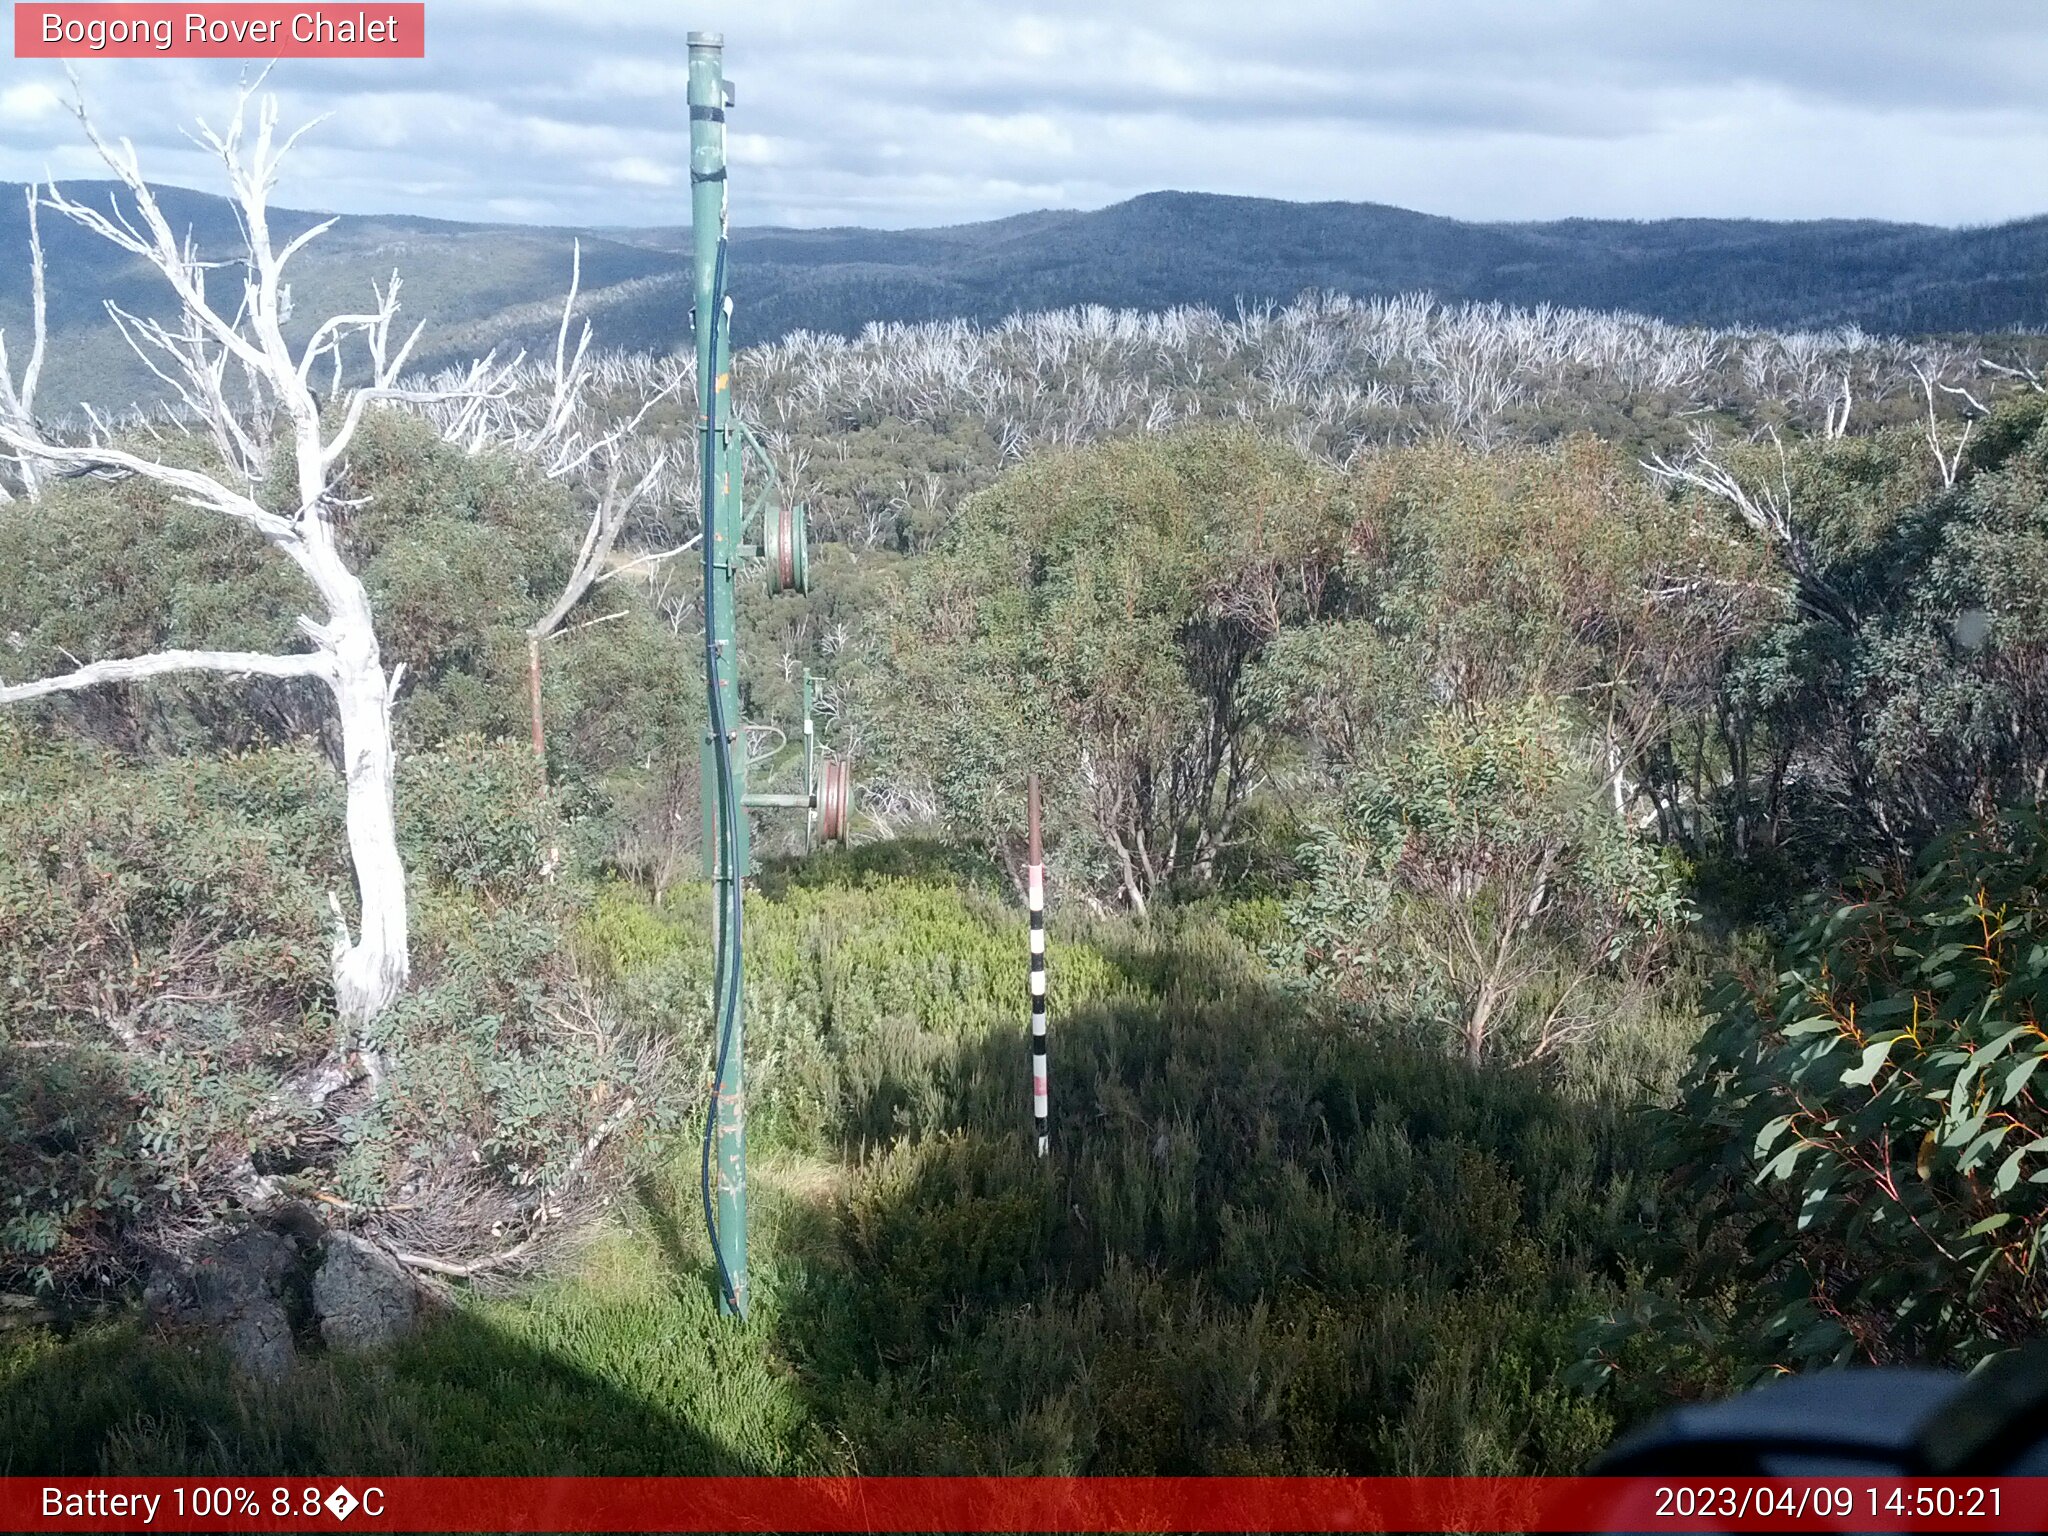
686, 31, 846, 1323
689, 28, 748, 1319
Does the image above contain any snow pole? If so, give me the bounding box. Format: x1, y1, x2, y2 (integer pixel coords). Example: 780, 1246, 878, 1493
1028, 772, 1049, 1156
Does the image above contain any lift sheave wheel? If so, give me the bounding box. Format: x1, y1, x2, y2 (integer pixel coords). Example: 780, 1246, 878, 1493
763, 499, 810, 594
816, 758, 852, 845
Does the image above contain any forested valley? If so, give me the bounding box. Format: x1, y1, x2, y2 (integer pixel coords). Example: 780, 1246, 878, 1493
5, 108, 2048, 1477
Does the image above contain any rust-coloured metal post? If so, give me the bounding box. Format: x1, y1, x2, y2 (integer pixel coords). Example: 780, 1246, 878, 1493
527, 637, 545, 760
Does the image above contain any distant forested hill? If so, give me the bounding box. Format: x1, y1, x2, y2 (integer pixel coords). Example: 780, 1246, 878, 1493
5, 184, 2048, 408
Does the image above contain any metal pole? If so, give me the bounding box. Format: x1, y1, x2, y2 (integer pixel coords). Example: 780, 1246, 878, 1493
1028, 773, 1048, 1156
803, 671, 817, 849
690, 28, 747, 1318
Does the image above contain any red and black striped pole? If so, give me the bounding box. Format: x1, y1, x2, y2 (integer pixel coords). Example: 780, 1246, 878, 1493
1028, 772, 1049, 1156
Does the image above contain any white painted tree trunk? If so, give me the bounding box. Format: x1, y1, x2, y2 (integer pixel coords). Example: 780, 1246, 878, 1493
326, 607, 410, 1024
291, 418, 411, 1028
0, 587, 414, 1030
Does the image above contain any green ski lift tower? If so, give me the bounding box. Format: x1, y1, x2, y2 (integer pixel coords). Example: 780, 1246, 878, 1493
690, 30, 851, 1319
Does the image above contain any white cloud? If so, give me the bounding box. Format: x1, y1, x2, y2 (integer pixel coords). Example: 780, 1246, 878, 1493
0, 0, 2036, 230
0, 82, 63, 125
583, 60, 690, 100
728, 132, 786, 168
608, 155, 676, 188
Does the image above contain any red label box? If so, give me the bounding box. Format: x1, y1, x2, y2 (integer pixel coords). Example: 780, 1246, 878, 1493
7, 1476, 2048, 1533
14, 3, 425, 57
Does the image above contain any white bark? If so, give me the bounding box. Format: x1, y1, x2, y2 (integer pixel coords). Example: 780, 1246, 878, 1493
0, 189, 47, 499
0, 81, 471, 1030
1823, 371, 1851, 440
529, 445, 669, 645
1643, 424, 1799, 549
1914, 363, 1975, 490
0, 646, 332, 702
516, 249, 676, 761
313, 588, 409, 1023
1643, 424, 1850, 629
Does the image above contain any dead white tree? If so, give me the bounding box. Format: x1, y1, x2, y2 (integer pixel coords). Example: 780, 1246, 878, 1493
524, 440, 672, 757
0, 188, 47, 499
1982, 357, 2046, 394
515, 244, 684, 761
1644, 424, 1850, 630
1913, 362, 1975, 490
0, 83, 482, 1033
1823, 370, 1852, 440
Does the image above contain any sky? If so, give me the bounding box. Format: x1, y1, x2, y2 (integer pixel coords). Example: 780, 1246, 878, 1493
0, 0, 2044, 232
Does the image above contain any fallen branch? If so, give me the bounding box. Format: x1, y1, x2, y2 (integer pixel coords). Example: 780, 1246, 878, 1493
551, 608, 630, 640
265, 1051, 365, 1118
547, 1095, 638, 1207
312, 1191, 417, 1214
391, 1236, 539, 1279
599, 537, 703, 584
386, 1097, 638, 1281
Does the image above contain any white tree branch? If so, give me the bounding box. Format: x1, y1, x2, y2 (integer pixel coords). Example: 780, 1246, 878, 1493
597, 535, 703, 585
0, 647, 333, 703
47, 95, 270, 376
528, 448, 667, 641
0, 426, 297, 544
15, 80, 421, 1029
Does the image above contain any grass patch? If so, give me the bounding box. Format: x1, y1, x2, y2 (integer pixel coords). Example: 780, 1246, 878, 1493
1, 1176, 828, 1477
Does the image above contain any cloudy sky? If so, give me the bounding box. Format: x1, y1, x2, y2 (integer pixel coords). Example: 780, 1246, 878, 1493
0, 0, 2044, 231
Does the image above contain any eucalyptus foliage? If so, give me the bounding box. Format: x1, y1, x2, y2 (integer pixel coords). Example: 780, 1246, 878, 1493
875, 427, 1346, 910
1595, 806, 2048, 1380
0, 727, 671, 1298
1285, 700, 1691, 1065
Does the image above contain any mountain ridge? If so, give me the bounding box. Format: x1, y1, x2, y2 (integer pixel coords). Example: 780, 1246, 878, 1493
4, 184, 2045, 408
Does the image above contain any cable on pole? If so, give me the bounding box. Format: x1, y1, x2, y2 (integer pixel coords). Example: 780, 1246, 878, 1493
697, 235, 746, 1320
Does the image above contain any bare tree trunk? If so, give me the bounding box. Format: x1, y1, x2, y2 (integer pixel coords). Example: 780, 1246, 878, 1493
0, 189, 47, 500
527, 636, 546, 760
1105, 830, 1149, 915
498, 253, 680, 776
327, 609, 409, 1024
1464, 994, 1494, 1068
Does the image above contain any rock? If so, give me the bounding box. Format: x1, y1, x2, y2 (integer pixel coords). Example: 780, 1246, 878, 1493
312, 1231, 420, 1352
143, 1226, 302, 1382
141, 1214, 427, 1372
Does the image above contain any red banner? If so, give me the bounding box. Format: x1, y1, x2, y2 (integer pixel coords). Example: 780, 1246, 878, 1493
6, 1476, 2048, 1532
13, 4, 425, 58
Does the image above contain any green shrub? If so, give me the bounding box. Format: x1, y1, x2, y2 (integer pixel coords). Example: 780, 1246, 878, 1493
1280, 698, 1691, 1067
398, 738, 552, 894
0, 729, 668, 1299
0, 731, 339, 1291
746, 869, 1657, 1474
1591, 804, 2048, 1385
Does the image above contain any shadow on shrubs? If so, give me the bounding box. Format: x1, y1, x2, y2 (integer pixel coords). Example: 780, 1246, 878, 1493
768, 919, 1649, 1474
